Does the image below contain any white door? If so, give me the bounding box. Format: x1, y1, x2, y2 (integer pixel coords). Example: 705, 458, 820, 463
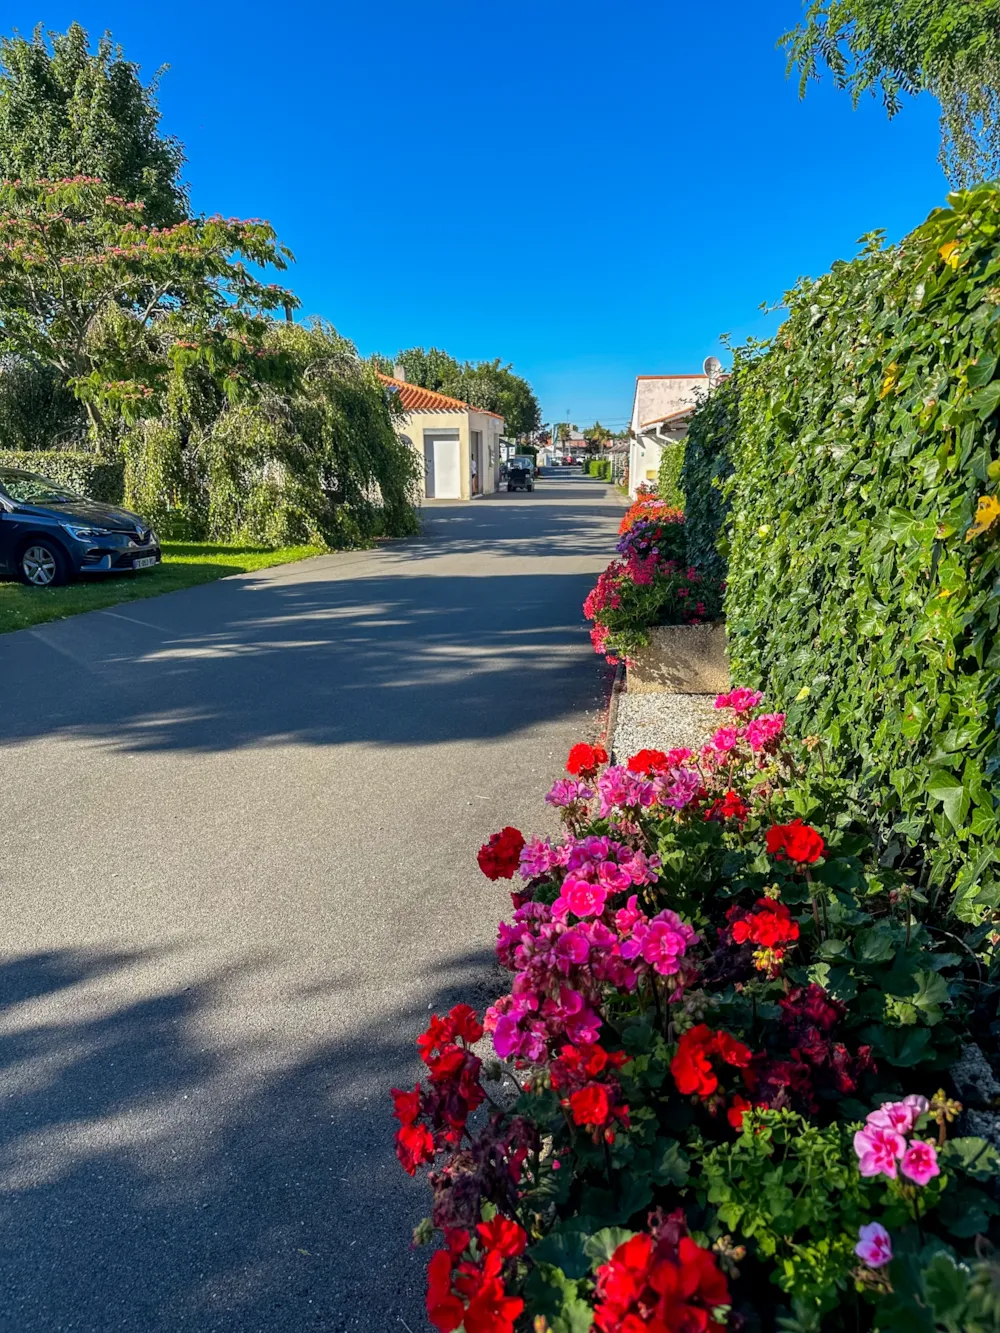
423, 432, 461, 498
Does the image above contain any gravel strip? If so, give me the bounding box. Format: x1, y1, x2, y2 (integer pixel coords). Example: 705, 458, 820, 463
611, 690, 718, 762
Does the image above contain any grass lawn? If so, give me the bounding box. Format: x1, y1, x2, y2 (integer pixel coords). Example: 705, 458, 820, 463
0, 541, 325, 635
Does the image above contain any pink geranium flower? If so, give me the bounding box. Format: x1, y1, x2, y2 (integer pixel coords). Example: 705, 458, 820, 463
853, 1125, 907, 1178
855, 1223, 893, 1268
711, 726, 740, 753
900, 1139, 940, 1186
866, 1095, 928, 1136
561, 875, 608, 919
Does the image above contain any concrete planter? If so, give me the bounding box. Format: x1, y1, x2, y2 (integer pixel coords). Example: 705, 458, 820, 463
627, 623, 729, 695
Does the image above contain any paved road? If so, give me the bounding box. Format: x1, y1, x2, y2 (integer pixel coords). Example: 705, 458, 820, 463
0, 469, 621, 1333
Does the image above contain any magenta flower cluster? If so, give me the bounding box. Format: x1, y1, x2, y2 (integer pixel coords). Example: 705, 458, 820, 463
484, 836, 694, 1063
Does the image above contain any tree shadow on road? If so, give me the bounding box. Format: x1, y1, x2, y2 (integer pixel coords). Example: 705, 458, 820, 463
0, 567, 608, 753
0, 942, 500, 1332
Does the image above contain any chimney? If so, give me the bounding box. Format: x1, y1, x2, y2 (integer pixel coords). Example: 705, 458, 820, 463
393, 363, 406, 382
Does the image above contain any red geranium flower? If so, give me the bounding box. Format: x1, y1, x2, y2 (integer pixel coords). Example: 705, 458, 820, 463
477, 826, 526, 880
594, 1228, 729, 1333
705, 789, 750, 825
395, 1121, 435, 1175
566, 742, 608, 779
569, 1082, 611, 1126
671, 1023, 753, 1099
390, 1083, 421, 1126
476, 1216, 527, 1259
627, 748, 669, 777
766, 818, 825, 866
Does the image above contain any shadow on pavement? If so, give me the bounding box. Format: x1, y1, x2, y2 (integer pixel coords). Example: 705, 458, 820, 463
1, 570, 605, 754
0, 943, 499, 1332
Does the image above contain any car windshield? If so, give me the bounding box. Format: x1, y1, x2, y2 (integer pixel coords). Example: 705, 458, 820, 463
0, 470, 82, 505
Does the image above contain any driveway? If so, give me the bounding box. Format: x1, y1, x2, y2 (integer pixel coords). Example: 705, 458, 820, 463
0, 470, 621, 1332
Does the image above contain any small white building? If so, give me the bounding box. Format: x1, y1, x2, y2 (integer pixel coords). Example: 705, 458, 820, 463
627, 374, 708, 498
380, 373, 504, 500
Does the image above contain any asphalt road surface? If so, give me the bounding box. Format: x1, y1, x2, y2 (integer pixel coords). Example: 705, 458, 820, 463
0, 468, 622, 1333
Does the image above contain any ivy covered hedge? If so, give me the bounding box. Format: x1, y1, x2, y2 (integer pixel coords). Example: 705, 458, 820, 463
0, 449, 123, 503
655, 439, 685, 510
684, 183, 1000, 914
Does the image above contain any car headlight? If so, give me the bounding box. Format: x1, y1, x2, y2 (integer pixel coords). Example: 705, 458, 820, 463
63, 524, 111, 541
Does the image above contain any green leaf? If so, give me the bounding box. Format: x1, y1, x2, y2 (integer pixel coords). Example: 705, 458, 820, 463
651, 1139, 690, 1188
529, 1226, 593, 1280
584, 1228, 636, 1270
922, 1250, 970, 1319
926, 769, 970, 832
941, 1136, 1000, 1183
910, 969, 950, 1023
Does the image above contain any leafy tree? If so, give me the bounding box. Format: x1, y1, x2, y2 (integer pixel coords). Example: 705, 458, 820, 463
782, 0, 1000, 184
0, 22, 186, 224
393, 345, 541, 438
0, 177, 296, 441
123, 320, 421, 546
393, 345, 462, 393
0, 355, 85, 449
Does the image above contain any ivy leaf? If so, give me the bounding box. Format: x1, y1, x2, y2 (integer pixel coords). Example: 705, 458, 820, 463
925, 769, 970, 831
964, 493, 1000, 540
966, 354, 998, 387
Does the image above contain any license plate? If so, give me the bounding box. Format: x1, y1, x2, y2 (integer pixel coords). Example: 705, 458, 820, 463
132, 556, 157, 570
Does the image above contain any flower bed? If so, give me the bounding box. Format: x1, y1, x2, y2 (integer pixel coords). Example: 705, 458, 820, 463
584, 504, 723, 664
392, 697, 1000, 1333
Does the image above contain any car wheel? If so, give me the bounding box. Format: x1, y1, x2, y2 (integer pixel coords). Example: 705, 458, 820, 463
507, 484, 513, 491
18, 539, 69, 587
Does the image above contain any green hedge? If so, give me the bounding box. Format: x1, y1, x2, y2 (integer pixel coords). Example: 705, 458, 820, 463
0, 450, 124, 504
710, 184, 1000, 914
586, 457, 611, 479
655, 439, 685, 508
681, 377, 737, 578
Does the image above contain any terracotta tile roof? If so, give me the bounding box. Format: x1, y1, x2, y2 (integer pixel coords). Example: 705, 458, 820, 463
378, 374, 504, 420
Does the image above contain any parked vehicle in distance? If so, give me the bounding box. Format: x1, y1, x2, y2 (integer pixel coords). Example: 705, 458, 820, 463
0, 468, 162, 587
506, 463, 534, 492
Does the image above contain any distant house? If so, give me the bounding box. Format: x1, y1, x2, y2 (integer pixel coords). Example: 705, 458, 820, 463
379, 372, 504, 500
627, 374, 708, 498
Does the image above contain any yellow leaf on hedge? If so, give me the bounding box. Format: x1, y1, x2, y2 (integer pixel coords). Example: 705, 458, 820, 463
939, 240, 961, 269
965, 494, 1000, 541
880, 362, 900, 399
795, 686, 810, 702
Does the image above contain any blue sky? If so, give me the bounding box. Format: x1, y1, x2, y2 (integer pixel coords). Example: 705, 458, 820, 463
11, 2, 949, 428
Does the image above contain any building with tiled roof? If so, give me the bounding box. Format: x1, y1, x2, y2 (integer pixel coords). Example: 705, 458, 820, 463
627, 373, 710, 498
379, 372, 505, 500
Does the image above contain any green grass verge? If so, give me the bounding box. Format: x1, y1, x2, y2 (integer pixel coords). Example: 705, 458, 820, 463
0, 541, 325, 635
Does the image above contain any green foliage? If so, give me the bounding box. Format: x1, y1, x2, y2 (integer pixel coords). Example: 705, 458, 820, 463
586, 458, 611, 480
393, 344, 541, 438
122, 321, 421, 547
0, 355, 85, 448
782, 0, 1000, 185
656, 440, 685, 508
681, 367, 741, 579
0, 448, 122, 502
0, 22, 186, 224
696, 1111, 867, 1309
0, 177, 296, 436
693, 184, 1000, 908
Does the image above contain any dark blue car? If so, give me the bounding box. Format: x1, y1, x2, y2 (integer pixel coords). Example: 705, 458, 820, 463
0, 467, 161, 587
